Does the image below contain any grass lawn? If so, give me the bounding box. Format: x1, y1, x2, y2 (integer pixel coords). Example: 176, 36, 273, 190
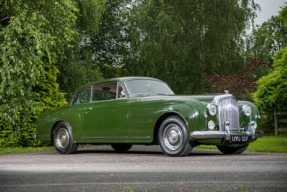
0, 146, 55, 155
197, 136, 287, 153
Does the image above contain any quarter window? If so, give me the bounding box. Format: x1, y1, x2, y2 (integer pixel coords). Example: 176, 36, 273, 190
72, 87, 91, 105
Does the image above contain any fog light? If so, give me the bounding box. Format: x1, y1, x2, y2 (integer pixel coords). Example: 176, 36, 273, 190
208, 120, 215, 130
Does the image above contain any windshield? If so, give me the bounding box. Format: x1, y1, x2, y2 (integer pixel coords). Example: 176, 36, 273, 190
125, 79, 174, 97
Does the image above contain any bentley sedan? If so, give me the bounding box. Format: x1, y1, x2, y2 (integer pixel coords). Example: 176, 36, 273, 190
35, 77, 263, 156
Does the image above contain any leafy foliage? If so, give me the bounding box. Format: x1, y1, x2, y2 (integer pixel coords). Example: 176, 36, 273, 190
206, 59, 267, 100
91, 0, 131, 79
57, 47, 103, 101
253, 47, 287, 113
0, 0, 284, 146
124, 0, 258, 94
0, 0, 77, 146
246, 5, 287, 67
57, 0, 106, 101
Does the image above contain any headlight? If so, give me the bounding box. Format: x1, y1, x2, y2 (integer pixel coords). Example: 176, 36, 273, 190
242, 105, 251, 116
207, 103, 217, 116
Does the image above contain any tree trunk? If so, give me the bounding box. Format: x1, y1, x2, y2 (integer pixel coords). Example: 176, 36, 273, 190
274, 109, 278, 136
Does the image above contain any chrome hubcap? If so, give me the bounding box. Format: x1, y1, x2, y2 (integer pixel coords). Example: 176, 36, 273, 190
56, 128, 69, 149
163, 124, 183, 150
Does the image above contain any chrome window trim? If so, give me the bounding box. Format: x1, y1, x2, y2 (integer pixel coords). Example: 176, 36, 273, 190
116, 82, 120, 99
116, 82, 127, 100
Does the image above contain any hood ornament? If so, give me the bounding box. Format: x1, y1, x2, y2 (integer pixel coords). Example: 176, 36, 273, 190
224, 90, 229, 94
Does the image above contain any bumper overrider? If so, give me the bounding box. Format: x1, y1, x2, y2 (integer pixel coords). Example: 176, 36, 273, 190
190, 121, 263, 141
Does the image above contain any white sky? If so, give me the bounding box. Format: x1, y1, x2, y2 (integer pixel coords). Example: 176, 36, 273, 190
254, 0, 286, 26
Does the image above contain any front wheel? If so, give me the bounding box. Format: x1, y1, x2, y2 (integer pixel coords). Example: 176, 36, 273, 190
158, 116, 192, 157
217, 145, 248, 154
53, 122, 78, 154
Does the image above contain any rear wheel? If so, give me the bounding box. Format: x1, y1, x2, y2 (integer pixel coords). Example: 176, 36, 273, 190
158, 116, 192, 157
53, 122, 78, 154
217, 145, 248, 154
111, 143, 133, 153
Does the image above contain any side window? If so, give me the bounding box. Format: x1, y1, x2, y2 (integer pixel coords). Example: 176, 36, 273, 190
92, 82, 117, 101
72, 87, 91, 105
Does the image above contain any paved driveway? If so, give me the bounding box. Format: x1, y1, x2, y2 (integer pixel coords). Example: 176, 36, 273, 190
0, 145, 286, 192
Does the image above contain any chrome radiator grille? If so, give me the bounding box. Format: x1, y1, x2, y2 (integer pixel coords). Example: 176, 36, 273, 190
217, 96, 240, 132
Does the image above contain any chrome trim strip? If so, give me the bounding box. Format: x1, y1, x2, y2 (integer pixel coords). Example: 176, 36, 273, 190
82, 136, 151, 139
190, 131, 225, 139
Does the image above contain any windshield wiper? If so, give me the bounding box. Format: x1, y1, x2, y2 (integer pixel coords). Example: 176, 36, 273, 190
133, 93, 150, 97
156, 93, 173, 96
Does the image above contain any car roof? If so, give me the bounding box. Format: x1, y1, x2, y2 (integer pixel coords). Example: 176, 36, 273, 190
112, 76, 160, 82
77, 76, 162, 90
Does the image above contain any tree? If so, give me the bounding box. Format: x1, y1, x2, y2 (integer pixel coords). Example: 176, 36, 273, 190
91, 0, 131, 79
206, 59, 266, 101
124, 0, 259, 94
0, 0, 78, 146
57, 0, 106, 101
253, 47, 287, 122
246, 5, 287, 67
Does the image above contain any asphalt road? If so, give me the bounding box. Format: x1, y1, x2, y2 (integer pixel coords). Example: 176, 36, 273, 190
0, 145, 286, 192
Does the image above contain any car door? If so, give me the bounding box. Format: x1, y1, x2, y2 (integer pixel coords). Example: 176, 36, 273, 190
127, 98, 159, 143
81, 82, 129, 143
66, 86, 93, 141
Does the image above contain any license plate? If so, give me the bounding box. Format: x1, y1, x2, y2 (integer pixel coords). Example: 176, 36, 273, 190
230, 135, 249, 143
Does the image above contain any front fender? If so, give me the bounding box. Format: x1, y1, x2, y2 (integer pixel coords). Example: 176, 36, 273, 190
159, 99, 207, 133
238, 101, 261, 132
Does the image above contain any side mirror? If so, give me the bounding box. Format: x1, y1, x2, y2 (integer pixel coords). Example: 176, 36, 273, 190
121, 90, 127, 98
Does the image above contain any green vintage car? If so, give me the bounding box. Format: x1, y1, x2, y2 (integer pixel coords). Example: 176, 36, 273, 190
35, 77, 263, 156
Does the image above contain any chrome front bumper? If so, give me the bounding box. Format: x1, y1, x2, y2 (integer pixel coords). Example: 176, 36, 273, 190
190, 121, 263, 140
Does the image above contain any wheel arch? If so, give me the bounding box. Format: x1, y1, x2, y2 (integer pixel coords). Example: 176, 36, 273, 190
153, 112, 186, 144
51, 121, 73, 141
